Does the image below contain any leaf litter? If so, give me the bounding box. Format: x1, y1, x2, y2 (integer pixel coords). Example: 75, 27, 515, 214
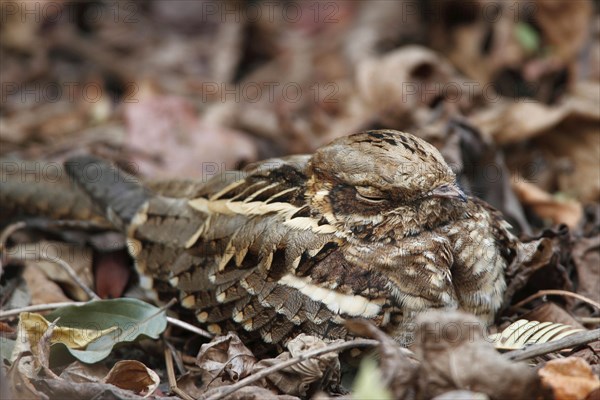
0, 1, 599, 398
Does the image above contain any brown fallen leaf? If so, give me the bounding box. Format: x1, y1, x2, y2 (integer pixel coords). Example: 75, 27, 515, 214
196, 332, 342, 397
414, 310, 548, 400
5, 353, 48, 400
14, 241, 94, 302
512, 179, 583, 228
21, 265, 71, 305
572, 236, 600, 305
104, 360, 160, 397
356, 46, 464, 127
59, 361, 110, 384
196, 332, 257, 388
124, 92, 258, 180
538, 357, 600, 400
521, 302, 585, 329
253, 334, 341, 397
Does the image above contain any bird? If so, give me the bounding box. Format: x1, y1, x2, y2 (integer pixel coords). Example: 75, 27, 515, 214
63, 129, 517, 346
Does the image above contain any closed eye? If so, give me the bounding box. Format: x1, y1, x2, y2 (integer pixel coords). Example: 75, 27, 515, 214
355, 186, 387, 203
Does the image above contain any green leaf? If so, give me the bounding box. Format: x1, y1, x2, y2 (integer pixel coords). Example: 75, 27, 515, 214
45, 298, 167, 364
515, 22, 540, 54
352, 357, 392, 400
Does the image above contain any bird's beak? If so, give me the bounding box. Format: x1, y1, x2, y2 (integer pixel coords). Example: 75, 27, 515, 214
431, 184, 467, 203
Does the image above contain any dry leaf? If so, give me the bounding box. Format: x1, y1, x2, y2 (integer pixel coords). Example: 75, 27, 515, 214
539, 357, 600, 400
196, 333, 341, 397
512, 180, 583, 228
414, 310, 547, 400
572, 236, 600, 304
356, 46, 463, 126
21, 265, 71, 305
104, 360, 160, 397
14, 241, 94, 302
17, 312, 117, 354
254, 334, 341, 397
196, 332, 257, 387
5, 353, 48, 400
59, 361, 110, 383
521, 302, 585, 329
124, 94, 258, 180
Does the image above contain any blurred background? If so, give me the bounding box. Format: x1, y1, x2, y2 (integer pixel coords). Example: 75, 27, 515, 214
1, 0, 599, 234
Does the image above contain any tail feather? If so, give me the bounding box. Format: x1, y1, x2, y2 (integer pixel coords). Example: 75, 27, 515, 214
64, 156, 151, 230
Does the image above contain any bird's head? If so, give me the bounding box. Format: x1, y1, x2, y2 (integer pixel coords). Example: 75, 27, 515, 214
306, 130, 467, 241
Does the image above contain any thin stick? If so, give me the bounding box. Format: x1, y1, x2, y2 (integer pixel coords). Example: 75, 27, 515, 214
201, 338, 379, 400
166, 316, 212, 339
510, 290, 600, 311
577, 317, 600, 325
165, 347, 195, 400
0, 302, 86, 319
8, 251, 100, 301
0, 221, 26, 253
0, 221, 27, 277
503, 328, 600, 361
164, 340, 186, 375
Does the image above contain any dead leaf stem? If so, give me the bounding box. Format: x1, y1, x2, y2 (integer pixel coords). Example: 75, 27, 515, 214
503, 328, 600, 361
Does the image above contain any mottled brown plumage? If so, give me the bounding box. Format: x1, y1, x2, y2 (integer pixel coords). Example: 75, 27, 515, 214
61, 130, 517, 345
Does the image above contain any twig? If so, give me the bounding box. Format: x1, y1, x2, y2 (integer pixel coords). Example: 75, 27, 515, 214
164, 340, 186, 375
201, 338, 379, 400
165, 346, 194, 400
38, 317, 61, 380
166, 316, 212, 339
0, 221, 27, 277
0, 221, 26, 253
510, 290, 600, 311
577, 317, 600, 325
0, 302, 86, 319
503, 328, 600, 361
9, 251, 100, 301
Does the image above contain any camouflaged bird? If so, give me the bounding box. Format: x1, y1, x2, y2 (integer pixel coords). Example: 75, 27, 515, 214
58, 130, 517, 345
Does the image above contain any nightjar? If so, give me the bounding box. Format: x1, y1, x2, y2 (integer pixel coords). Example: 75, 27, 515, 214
61, 129, 516, 345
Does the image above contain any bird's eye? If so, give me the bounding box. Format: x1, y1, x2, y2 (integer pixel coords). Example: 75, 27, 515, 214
355, 186, 387, 203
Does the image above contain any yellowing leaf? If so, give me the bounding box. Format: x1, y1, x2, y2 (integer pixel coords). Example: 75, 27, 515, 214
19, 312, 117, 351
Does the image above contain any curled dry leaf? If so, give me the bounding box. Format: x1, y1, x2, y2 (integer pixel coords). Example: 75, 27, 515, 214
538, 357, 600, 400
503, 231, 561, 309
355, 46, 463, 126
414, 310, 547, 400
196, 332, 257, 387
196, 332, 342, 397
254, 334, 341, 397
104, 360, 160, 397
512, 180, 583, 228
